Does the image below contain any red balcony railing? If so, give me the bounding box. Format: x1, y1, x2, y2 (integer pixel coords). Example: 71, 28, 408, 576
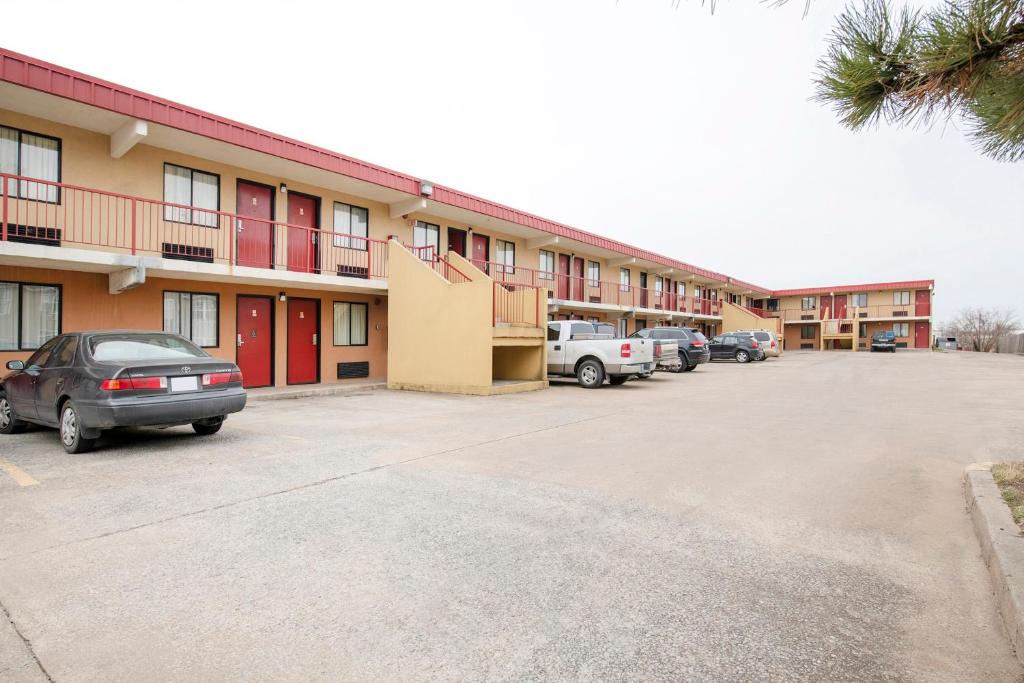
1, 173, 389, 280
431, 255, 471, 284
470, 259, 722, 316
772, 304, 922, 321
493, 282, 543, 327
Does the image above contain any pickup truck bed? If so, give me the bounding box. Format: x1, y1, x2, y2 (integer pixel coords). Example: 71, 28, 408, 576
546, 321, 655, 388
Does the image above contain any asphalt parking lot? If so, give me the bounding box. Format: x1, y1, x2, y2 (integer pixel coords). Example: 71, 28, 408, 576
2, 351, 1023, 681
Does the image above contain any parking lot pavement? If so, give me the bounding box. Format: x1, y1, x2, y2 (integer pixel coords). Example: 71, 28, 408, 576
1, 352, 1023, 681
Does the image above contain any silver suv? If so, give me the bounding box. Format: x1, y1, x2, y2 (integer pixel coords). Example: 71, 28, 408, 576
736, 329, 781, 358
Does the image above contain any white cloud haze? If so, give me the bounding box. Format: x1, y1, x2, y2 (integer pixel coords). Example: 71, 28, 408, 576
4, 0, 1021, 322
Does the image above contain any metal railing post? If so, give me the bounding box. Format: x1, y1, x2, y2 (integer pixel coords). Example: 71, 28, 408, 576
130, 198, 137, 255
1, 176, 7, 243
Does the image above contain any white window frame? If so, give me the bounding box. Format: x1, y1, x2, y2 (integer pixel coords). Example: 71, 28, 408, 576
163, 291, 219, 347
801, 296, 816, 310
163, 163, 219, 227
1, 125, 61, 203
495, 239, 516, 275
893, 322, 909, 337
538, 250, 555, 280
619, 268, 631, 292
893, 290, 910, 305
0, 281, 61, 351
587, 261, 600, 286
413, 221, 440, 260
333, 202, 369, 250
852, 293, 868, 307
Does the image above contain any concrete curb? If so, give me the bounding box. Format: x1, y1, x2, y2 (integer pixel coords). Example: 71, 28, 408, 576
964, 462, 1024, 665
246, 382, 386, 402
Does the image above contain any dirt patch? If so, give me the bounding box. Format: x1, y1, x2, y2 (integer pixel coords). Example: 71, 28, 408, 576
992, 462, 1024, 530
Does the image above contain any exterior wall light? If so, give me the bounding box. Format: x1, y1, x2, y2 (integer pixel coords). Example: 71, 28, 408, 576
280, 183, 288, 194
419, 180, 433, 197
278, 292, 287, 302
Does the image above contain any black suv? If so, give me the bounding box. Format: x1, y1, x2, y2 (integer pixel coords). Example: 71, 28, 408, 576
870, 330, 897, 352
631, 327, 710, 372
708, 332, 765, 363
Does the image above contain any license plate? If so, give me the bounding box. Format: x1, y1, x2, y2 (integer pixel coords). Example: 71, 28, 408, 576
170, 376, 199, 392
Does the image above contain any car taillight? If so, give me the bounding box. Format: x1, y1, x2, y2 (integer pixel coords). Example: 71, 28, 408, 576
620, 343, 631, 358
750, 339, 759, 348
771, 339, 776, 348
202, 371, 243, 386
653, 342, 662, 355
690, 340, 704, 347
100, 376, 167, 391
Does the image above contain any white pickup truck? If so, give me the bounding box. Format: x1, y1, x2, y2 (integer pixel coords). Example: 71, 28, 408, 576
546, 321, 655, 388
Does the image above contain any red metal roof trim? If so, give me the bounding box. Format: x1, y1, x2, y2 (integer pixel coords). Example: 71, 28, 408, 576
772, 279, 935, 297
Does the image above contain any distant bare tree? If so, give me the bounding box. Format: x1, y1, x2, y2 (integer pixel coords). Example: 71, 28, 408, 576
947, 307, 1019, 352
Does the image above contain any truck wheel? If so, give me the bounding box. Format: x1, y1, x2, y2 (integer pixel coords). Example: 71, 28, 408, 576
735, 350, 750, 364
609, 376, 628, 385
669, 363, 685, 374
576, 359, 605, 388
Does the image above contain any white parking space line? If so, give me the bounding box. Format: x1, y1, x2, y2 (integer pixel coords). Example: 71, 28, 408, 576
0, 459, 39, 487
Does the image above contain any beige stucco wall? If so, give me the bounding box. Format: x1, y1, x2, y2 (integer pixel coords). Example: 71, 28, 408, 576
0, 265, 388, 384
720, 302, 782, 337
385, 242, 494, 392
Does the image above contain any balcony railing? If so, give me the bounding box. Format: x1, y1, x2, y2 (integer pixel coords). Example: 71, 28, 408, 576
1, 173, 389, 280
769, 304, 924, 321
493, 282, 543, 327
471, 259, 722, 316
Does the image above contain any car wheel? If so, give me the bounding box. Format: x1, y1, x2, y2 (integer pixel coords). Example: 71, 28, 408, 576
683, 364, 696, 372
0, 394, 26, 434
669, 363, 685, 374
609, 376, 628, 386
60, 401, 96, 454
192, 417, 224, 436
576, 359, 605, 388
735, 350, 750, 363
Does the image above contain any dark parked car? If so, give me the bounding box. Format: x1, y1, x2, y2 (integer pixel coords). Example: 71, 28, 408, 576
707, 332, 765, 363
871, 330, 897, 353
0, 331, 246, 453
631, 327, 710, 372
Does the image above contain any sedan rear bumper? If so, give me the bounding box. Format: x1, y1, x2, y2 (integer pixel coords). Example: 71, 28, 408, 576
76, 388, 247, 430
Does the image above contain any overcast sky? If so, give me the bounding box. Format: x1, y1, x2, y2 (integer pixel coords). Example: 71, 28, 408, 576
5, 0, 1021, 322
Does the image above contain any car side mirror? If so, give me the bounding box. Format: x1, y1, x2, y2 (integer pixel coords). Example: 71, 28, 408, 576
6, 360, 24, 371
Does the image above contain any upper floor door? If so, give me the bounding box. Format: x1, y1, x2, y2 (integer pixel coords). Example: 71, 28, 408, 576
236, 181, 274, 269
915, 290, 930, 316
287, 193, 318, 274
557, 254, 570, 299
834, 294, 847, 319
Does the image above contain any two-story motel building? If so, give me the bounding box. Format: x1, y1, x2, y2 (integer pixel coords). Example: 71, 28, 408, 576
0, 49, 934, 395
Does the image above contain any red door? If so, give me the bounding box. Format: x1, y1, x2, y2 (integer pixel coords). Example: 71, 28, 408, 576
448, 228, 466, 257
237, 296, 273, 388
572, 257, 584, 301
557, 254, 570, 299
287, 298, 319, 385
236, 182, 274, 269
834, 295, 847, 319
915, 290, 930, 316
819, 295, 832, 320
915, 321, 930, 349
472, 234, 489, 273
287, 193, 318, 273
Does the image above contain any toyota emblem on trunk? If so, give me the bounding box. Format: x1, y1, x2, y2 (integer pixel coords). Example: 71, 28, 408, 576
181, 366, 191, 374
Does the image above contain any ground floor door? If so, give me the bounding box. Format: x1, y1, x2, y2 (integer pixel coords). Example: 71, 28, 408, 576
237, 296, 273, 388
557, 254, 570, 299
287, 193, 318, 274
448, 228, 466, 257
915, 321, 929, 349
287, 298, 319, 385
236, 181, 274, 269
